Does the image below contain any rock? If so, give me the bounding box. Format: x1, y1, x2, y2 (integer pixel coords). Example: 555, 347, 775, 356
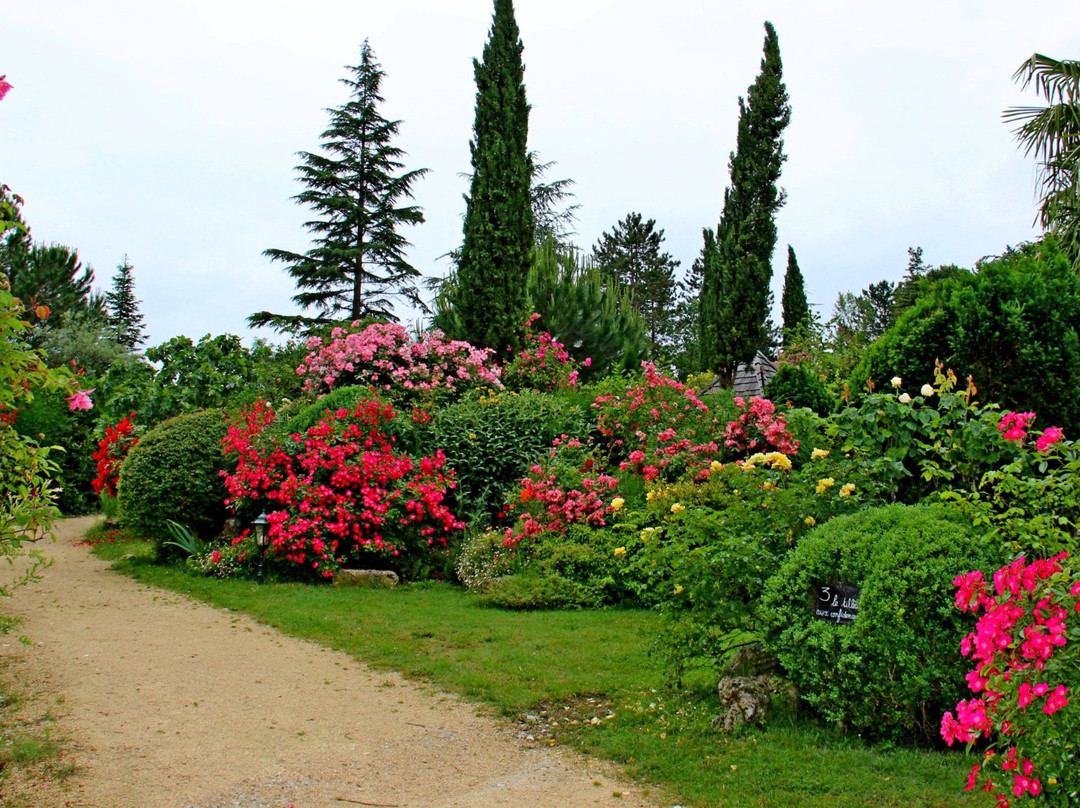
333, 569, 399, 588
219, 518, 242, 542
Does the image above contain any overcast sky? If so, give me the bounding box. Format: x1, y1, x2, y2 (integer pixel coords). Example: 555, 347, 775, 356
2, 1, 1075, 346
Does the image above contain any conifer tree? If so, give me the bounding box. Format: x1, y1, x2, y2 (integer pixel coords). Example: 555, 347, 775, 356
780, 245, 809, 347
453, 0, 534, 353
251, 40, 428, 331
592, 212, 679, 348
699, 21, 791, 385
105, 255, 146, 349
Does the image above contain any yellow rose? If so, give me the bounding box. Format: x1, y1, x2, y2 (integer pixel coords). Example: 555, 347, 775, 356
840, 483, 856, 497
710, 460, 723, 472
646, 490, 656, 502
674, 584, 684, 595
805, 516, 816, 526
670, 503, 685, 514
611, 497, 625, 512
613, 546, 626, 557
811, 448, 829, 460
816, 477, 835, 494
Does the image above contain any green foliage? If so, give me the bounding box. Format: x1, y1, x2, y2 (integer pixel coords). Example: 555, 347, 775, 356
283, 385, 385, 439
1004, 53, 1080, 270
37, 308, 136, 382
2, 238, 100, 330
161, 519, 206, 557
252, 40, 428, 330
763, 364, 833, 415
760, 503, 999, 741
479, 573, 595, 610
416, 389, 586, 526
13, 389, 97, 515
117, 409, 231, 548
591, 212, 680, 349
780, 245, 810, 348
104, 254, 145, 349
851, 238, 1080, 432
453, 0, 535, 353
699, 21, 791, 385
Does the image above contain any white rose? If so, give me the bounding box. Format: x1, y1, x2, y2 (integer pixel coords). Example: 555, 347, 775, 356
921, 384, 935, 397
898, 392, 912, 404
891, 376, 902, 388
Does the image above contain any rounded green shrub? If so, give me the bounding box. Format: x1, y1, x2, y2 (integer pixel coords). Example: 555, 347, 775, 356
117, 409, 231, 547
764, 364, 833, 415
415, 390, 586, 526
760, 503, 998, 741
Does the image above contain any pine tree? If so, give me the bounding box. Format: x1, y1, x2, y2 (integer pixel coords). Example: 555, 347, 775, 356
453, 0, 535, 353
592, 212, 679, 348
780, 245, 810, 348
105, 255, 146, 349
699, 21, 791, 385
250, 40, 428, 331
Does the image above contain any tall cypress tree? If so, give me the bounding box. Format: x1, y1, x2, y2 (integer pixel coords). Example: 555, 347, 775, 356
699, 21, 791, 385
454, 0, 534, 353
780, 244, 809, 348
251, 40, 428, 331
105, 254, 146, 349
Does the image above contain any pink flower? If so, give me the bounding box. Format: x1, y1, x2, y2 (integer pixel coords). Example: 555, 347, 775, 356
0, 76, 11, 101
67, 389, 95, 411
1035, 425, 1064, 452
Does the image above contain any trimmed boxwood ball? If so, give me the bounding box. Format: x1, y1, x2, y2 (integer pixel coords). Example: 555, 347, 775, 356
117, 409, 231, 548
760, 503, 999, 742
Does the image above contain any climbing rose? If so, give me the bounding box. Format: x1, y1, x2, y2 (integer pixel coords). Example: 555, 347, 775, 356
67, 389, 94, 411
1036, 426, 1064, 453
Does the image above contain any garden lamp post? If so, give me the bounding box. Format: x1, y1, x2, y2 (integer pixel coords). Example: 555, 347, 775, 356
253, 512, 268, 583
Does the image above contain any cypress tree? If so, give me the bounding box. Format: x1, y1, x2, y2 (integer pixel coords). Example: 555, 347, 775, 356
780, 245, 809, 347
105, 254, 146, 349
454, 0, 534, 353
699, 21, 791, 385
251, 40, 428, 331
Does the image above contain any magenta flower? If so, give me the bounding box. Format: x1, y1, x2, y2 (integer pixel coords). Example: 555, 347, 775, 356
0, 75, 12, 101
1035, 425, 1064, 452
67, 389, 95, 411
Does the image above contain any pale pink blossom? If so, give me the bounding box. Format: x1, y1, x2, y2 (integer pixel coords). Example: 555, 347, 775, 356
67, 389, 94, 411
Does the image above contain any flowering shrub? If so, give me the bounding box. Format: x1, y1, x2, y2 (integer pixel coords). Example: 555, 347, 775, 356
724, 395, 799, 456
943, 553, 1080, 805
501, 313, 588, 392
504, 435, 621, 547
221, 399, 463, 580
592, 362, 725, 483
91, 413, 139, 498
296, 322, 501, 400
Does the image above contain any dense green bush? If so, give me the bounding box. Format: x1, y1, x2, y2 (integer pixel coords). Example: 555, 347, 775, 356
851, 237, 1080, 431
13, 389, 97, 515
117, 409, 231, 549
764, 364, 833, 415
478, 573, 595, 610
415, 390, 586, 526
760, 503, 1001, 742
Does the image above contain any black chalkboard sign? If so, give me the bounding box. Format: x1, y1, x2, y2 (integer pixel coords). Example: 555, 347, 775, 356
814, 583, 861, 625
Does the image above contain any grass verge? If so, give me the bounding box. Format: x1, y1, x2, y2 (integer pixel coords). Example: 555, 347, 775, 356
90, 526, 983, 808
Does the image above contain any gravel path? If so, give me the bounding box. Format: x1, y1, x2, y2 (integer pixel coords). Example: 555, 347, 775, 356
1, 517, 661, 808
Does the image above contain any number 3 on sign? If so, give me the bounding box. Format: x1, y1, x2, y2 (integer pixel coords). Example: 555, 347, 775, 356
819, 586, 831, 602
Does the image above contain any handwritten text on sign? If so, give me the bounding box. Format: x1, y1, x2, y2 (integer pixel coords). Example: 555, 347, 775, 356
814, 583, 861, 625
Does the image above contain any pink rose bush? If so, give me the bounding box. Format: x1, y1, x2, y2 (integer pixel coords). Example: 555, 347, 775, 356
296, 322, 501, 400
943, 553, 1080, 805
724, 395, 799, 457
501, 313, 587, 392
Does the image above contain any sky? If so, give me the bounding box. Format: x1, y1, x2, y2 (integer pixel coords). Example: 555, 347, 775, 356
2, 1, 1076, 347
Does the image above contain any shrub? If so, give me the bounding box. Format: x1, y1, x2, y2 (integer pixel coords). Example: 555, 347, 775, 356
91, 413, 139, 498
117, 409, 231, 548
478, 573, 595, 610
760, 503, 1001, 741
221, 399, 462, 581
14, 389, 97, 515
416, 389, 586, 527
764, 364, 833, 415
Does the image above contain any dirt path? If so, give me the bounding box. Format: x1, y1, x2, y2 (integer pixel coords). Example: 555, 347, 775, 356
1, 517, 662, 808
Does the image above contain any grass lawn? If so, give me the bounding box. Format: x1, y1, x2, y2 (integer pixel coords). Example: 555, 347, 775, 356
90, 528, 983, 808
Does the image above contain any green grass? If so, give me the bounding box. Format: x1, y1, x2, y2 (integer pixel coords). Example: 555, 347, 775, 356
91, 530, 984, 808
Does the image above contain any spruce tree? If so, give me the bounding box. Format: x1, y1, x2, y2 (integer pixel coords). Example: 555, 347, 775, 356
453, 0, 534, 353
699, 21, 791, 385
780, 244, 810, 348
105, 255, 146, 349
251, 40, 428, 331
592, 212, 679, 348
